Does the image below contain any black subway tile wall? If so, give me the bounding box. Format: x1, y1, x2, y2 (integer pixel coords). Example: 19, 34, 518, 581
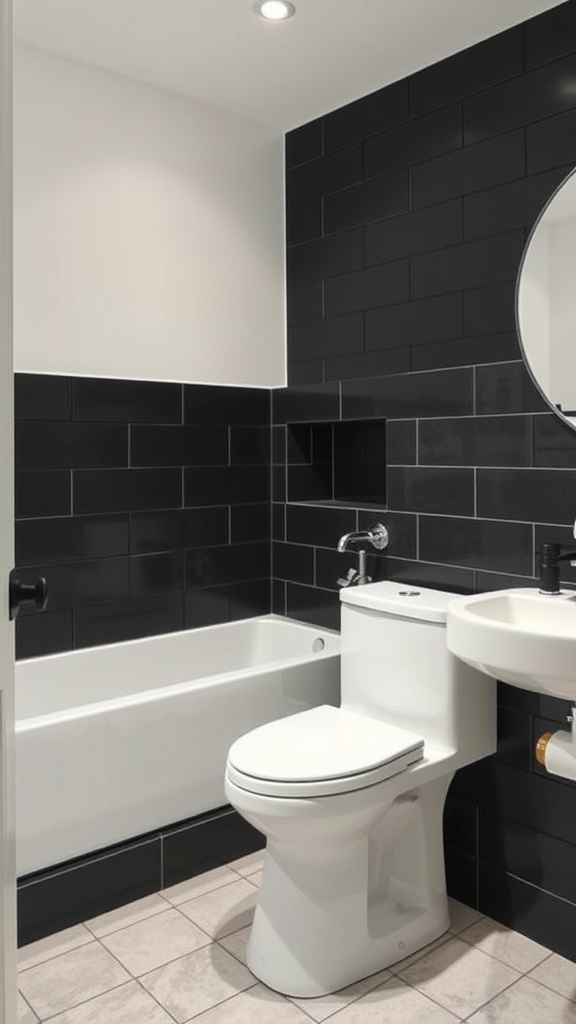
280, 2, 576, 958
14, 375, 270, 658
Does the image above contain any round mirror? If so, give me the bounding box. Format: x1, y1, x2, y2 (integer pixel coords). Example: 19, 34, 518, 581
517, 167, 576, 430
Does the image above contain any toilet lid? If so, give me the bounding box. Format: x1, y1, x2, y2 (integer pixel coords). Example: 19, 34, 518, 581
227, 706, 424, 798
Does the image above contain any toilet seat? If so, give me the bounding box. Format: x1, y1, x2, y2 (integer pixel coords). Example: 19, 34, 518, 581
226, 705, 424, 797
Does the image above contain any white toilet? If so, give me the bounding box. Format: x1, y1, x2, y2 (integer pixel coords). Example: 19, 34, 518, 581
224, 581, 496, 997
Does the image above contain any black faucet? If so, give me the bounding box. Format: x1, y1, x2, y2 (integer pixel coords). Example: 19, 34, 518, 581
539, 542, 576, 594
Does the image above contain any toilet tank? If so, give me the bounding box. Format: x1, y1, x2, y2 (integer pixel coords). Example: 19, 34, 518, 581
340, 581, 496, 759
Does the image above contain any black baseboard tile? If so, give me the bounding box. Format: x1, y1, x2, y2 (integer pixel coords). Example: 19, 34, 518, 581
161, 807, 265, 889
479, 862, 576, 963
17, 836, 162, 947
445, 846, 478, 909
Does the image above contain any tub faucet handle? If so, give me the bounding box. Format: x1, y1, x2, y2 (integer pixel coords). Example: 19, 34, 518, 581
337, 567, 359, 588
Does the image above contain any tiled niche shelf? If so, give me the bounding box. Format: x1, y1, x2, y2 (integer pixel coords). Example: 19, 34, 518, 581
285, 419, 387, 507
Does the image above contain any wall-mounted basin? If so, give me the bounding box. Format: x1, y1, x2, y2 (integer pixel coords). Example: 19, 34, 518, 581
447, 588, 576, 700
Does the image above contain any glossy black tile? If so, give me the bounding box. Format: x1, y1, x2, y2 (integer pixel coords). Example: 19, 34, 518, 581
365, 105, 462, 178
411, 333, 520, 372
324, 260, 409, 318
183, 385, 269, 426
287, 144, 362, 206
129, 507, 229, 554
130, 552, 184, 597
418, 516, 533, 575
272, 382, 340, 423
16, 514, 129, 566
290, 313, 364, 362
230, 427, 269, 465
476, 760, 576, 847
383, 419, 414, 464
475, 361, 549, 415
73, 379, 182, 424
230, 503, 270, 543
16, 422, 128, 472
411, 131, 525, 209
17, 557, 130, 613
18, 837, 162, 946
272, 426, 286, 464
324, 170, 408, 235
286, 199, 322, 247
411, 231, 525, 300
418, 415, 532, 467
287, 424, 313, 464
333, 421, 386, 504
365, 200, 463, 267
287, 230, 364, 287
385, 556, 474, 594
185, 542, 269, 590
494, 707, 535, 771
285, 119, 323, 169
286, 582, 340, 630
287, 360, 325, 385
408, 27, 523, 117
323, 80, 407, 153
75, 594, 183, 648
74, 468, 182, 514
230, 578, 270, 619
15, 374, 72, 421
464, 167, 570, 240
131, 425, 228, 467
358, 510, 417, 560
477, 468, 576, 525
476, 570, 538, 591
272, 465, 286, 503
481, 812, 576, 905
324, 348, 410, 382
184, 586, 231, 628
533, 414, 576, 468
443, 793, 477, 855
287, 464, 332, 502
272, 503, 285, 542
184, 466, 269, 506
465, 282, 517, 337
162, 808, 264, 889
273, 542, 314, 585
15, 609, 73, 660
527, 108, 576, 175
285, 504, 356, 548
365, 293, 463, 351
465, 53, 576, 144
342, 368, 473, 420
445, 847, 477, 907
479, 863, 576, 963
287, 282, 323, 327
272, 578, 286, 615
387, 467, 474, 516
525, 0, 576, 69
16, 471, 71, 519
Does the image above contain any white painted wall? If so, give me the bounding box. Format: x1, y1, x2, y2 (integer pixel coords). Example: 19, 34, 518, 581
14, 44, 286, 386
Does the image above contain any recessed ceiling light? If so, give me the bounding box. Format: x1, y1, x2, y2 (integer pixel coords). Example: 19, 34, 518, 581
253, 1, 296, 21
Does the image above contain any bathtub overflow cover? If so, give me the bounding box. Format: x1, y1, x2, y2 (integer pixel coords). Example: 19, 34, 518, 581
399, 590, 421, 597
312, 637, 325, 653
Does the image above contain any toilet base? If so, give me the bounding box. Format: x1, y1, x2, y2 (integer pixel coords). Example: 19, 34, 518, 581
245, 775, 452, 997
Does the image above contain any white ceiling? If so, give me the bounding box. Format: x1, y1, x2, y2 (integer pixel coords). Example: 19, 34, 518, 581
16, 0, 568, 130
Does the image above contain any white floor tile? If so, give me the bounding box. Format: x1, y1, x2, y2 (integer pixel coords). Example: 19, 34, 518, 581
85, 894, 170, 938
178, 878, 257, 939
99, 908, 211, 976
289, 968, 392, 1023
447, 898, 483, 936
528, 952, 576, 1001
184, 982, 313, 1023
468, 974, 576, 1023
459, 916, 551, 973
41, 980, 174, 1024
17, 993, 38, 1024
388, 933, 452, 973
397, 936, 520, 1018
140, 942, 256, 1022
227, 851, 266, 877
18, 924, 94, 972
218, 925, 251, 965
161, 865, 238, 905
317, 975, 460, 1024
246, 869, 263, 889
18, 941, 130, 1019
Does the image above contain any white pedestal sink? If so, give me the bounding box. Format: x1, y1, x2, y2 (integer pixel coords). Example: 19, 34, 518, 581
446, 587, 576, 701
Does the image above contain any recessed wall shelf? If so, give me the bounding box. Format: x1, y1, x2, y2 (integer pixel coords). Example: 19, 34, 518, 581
286, 420, 386, 507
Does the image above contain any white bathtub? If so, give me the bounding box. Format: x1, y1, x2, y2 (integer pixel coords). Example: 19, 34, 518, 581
15, 615, 340, 876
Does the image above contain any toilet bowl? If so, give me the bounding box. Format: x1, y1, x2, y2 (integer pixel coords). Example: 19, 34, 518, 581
224, 582, 496, 997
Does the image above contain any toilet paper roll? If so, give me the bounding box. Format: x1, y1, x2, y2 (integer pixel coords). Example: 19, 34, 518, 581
544, 730, 576, 781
